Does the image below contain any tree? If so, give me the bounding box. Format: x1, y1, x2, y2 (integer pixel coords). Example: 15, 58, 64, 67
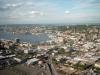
58, 48, 65, 54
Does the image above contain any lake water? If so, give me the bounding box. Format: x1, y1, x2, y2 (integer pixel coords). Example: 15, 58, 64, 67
0, 32, 50, 45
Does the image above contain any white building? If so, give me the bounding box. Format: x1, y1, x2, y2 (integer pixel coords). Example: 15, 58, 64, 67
26, 58, 39, 65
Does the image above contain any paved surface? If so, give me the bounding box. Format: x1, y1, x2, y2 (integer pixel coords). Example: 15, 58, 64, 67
0, 55, 58, 75
0, 63, 57, 75
0, 64, 48, 75
45, 55, 58, 75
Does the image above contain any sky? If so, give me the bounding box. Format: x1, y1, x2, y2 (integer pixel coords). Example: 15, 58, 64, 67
0, 0, 100, 24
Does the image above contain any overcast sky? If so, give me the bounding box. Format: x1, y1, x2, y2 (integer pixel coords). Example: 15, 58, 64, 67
0, 0, 100, 24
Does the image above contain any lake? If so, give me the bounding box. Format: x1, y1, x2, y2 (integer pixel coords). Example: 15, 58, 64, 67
0, 32, 50, 45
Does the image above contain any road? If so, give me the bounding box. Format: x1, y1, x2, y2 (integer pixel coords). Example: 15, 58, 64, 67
45, 55, 58, 75
0, 54, 58, 75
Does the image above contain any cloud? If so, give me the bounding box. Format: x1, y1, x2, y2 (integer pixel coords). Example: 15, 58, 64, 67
62, 13, 100, 24
0, 0, 100, 24
71, 0, 100, 10
0, 3, 23, 11
29, 11, 44, 16
6, 3, 22, 7
9, 10, 44, 19
65, 10, 70, 14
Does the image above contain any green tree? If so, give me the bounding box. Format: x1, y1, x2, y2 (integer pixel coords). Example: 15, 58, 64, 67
58, 48, 65, 54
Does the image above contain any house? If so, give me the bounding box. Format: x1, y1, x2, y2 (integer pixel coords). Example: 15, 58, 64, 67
26, 58, 39, 65
95, 62, 100, 68
24, 49, 37, 54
